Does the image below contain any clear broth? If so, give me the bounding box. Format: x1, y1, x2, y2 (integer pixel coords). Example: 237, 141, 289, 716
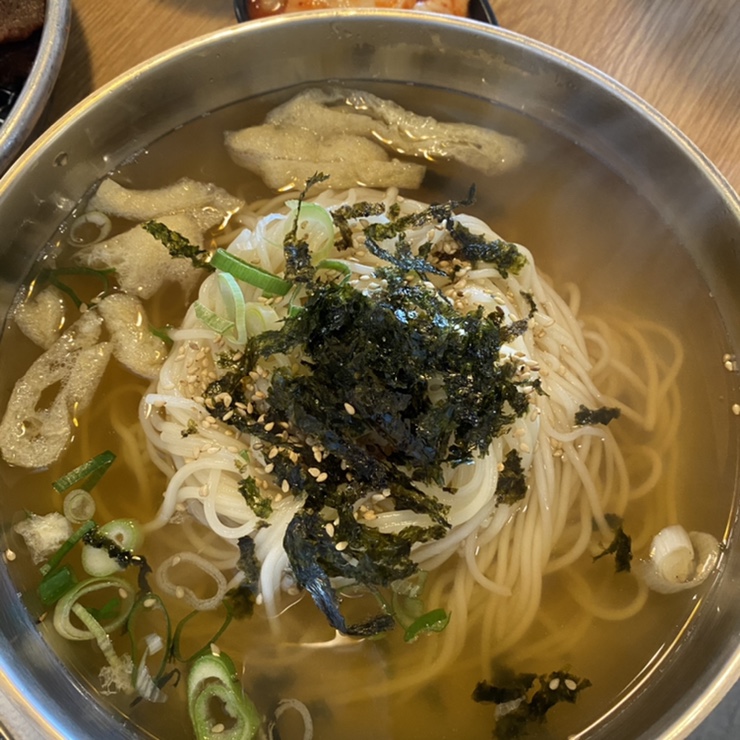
0, 82, 737, 739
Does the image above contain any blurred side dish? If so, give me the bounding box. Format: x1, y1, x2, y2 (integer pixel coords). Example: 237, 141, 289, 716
0, 0, 46, 124
246, 0, 469, 20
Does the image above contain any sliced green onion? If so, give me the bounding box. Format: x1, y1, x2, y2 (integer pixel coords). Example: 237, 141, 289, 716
54, 576, 135, 640
149, 324, 174, 346
187, 650, 260, 740
37, 266, 117, 308
70, 602, 133, 694
244, 302, 280, 337
172, 602, 233, 663
285, 284, 306, 318
38, 564, 77, 606
85, 597, 123, 622
315, 259, 352, 284
218, 272, 247, 344
134, 634, 168, 703
128, 592, 172, 686
637, 526, 720, 594
81, 519, 143, 577
40, 519, 97, 576
63, 489, 96, 523
271, 698, 313, 740
52, 451, 116, 494
211, 249, 291, 296
194, 301, 235, 336
285, 200, 335, 263
67, 211, 112, 246
403, 608, 451, 643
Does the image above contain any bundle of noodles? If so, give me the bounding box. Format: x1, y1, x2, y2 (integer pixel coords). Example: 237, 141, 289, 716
139, 184, 680, 697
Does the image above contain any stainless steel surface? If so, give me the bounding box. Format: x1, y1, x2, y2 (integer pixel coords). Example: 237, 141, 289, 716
0, 10, 738, 739
0, 0, 71, 176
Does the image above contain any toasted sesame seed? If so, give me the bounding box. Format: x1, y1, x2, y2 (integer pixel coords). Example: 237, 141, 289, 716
549, 678, 560, 691
308, 467, 321, 478
325, 523, 335, 537
335, 541, 349, 551
344, 402, 356, 415
4, 548, 15, 562
565, 679, 578, 691
175, 587, 185, 599
268, 447, 279, 459
118, 588, 128, 600
733, 403, 740, 416
143, 598, 156, 608
316, 472, 328, 483
212, 723, 225, 734
264, 463, 275, 474
281, 480, 290, 493
264, 422, 275, 432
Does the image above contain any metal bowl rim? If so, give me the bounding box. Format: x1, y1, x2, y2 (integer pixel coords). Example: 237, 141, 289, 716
0, 9, 738, 739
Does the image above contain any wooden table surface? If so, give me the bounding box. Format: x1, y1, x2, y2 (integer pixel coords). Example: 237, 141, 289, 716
48, 0, 740, 194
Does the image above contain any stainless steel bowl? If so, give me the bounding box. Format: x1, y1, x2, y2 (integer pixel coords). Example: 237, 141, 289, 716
0, 10, 738, 739
0, 0, 71, 176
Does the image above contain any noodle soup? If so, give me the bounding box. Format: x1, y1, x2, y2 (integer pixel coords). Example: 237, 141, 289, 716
0, 82, 735, 740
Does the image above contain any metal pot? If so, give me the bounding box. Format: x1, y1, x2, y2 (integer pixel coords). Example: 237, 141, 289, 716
0, 10, 738, 739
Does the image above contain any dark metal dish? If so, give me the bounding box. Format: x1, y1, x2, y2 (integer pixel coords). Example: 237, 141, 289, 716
233, 0, 498, 25
0, 0, 71, 176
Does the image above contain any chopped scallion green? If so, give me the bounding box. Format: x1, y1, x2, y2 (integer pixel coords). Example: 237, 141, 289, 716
38, 564, 77, 605
187, 650, 260, 740
173, 603, 233, 663
194, 301, 235, 336
52, 451, 116, 494
40, 519, 97, 576
211, 249, 291, 296
315, 258, 352, 283
403, 608, 451, 642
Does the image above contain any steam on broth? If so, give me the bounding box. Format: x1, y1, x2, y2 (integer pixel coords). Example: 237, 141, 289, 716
0, 84, 734, 740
